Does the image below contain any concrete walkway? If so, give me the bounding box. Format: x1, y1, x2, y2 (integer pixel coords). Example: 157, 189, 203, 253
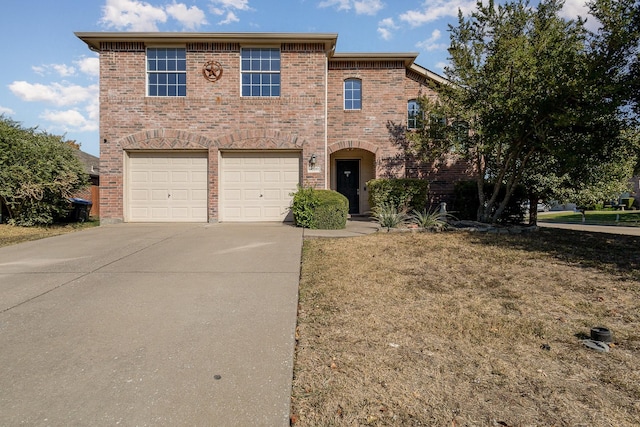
0, 223, 302, 426
302, 217, 380, 238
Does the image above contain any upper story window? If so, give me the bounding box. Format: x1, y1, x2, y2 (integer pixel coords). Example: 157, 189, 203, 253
241, 48, 281, 97
147, 48, 186, 97
408, 100, 420, 129
344, 79, 362, 110
429, 114, 447, 139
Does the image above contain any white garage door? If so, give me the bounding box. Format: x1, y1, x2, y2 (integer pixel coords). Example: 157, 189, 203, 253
221, 151, 300, 222
127, 152, 208, 222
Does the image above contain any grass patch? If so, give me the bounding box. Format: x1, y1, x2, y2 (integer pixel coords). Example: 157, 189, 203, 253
292, 229, 640, 426
539, 210, 640, 227
0, 220, 99, 247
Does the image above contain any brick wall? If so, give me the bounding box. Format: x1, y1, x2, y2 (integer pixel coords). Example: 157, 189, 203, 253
97, 36, 473, 223
99, 42, 327, 223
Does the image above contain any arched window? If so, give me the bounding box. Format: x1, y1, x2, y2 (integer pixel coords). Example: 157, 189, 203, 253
344, 79, 362, 110
407, 100, 420, 129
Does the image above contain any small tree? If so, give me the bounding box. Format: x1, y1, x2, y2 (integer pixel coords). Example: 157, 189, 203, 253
0, 116, 88, 226
410, 0, 639, 224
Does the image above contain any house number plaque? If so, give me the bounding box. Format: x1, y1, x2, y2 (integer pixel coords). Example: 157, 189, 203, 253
202, 61, 223, 82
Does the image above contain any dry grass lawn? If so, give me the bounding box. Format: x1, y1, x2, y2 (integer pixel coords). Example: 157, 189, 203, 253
292, 228, 640, 426
0, 222, 98, 247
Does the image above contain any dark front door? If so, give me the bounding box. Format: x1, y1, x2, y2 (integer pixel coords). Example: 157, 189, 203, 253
336, 160, 360, 214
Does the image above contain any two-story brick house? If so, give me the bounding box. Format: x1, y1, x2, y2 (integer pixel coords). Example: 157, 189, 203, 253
76, 32, 469, 224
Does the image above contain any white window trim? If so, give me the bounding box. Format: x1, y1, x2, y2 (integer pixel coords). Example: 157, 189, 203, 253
146, 47, 187, 98
239, 47, 281, 98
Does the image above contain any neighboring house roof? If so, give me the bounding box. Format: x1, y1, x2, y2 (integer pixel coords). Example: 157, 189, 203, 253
74, 150, 99, 178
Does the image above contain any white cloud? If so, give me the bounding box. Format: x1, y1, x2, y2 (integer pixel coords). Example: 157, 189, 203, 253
209, 0, 251, 23
52, 64, 76, 77
377, 17, 398, 40
560, 0, 600, 31
9, 81, 98, 107
75, 57, 100, 76
219, 11, 239, 24
210, 0, 251, 11
0, 106, 16, 116
31, 64, 77, 77
318, 0, 351, 11
560, 0, 589, 20
354, 0, 384, 15
400, 0, 476, 27
319, 0, 384, 14
40, 109, 98, 133
166, 2, 207, 29
416, 29, 448, 52
100, 0, 168, 31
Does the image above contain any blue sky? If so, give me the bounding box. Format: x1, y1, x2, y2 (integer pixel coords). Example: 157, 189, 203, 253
0, 0, 591, 157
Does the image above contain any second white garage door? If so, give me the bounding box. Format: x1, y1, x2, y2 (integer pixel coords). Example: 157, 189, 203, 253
221, 151, 300, 222
127, 152, 208, 222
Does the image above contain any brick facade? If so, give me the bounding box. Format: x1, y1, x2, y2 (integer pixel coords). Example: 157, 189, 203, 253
77, 32, 472, 223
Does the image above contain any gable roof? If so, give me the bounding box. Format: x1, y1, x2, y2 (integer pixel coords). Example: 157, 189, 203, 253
74, 150, 99, 177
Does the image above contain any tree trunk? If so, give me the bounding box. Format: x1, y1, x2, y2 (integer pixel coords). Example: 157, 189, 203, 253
528, 195, 538, 226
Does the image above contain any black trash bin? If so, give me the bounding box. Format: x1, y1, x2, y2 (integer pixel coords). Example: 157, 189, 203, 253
69, 198, 93, 223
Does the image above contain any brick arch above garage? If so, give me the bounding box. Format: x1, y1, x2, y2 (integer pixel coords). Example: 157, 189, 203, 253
118, 128, 307, 151
212, 129, 306, 150
120, 128, 213, 150
328, 140, 379, 155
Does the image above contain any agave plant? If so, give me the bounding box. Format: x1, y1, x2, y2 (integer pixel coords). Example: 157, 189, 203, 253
371, 203, 408, 230
410, 208, 454, 231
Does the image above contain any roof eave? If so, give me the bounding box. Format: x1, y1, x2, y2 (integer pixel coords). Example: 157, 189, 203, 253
330, 52, 419, 68
75, 32, 338, 53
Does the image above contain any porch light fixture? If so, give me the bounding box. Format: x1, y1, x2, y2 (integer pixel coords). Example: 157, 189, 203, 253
309, 153, 317, 166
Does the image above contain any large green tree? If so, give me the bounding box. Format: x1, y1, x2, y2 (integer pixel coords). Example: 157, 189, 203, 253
411, 0, 639, 224
0, 116, 88, 226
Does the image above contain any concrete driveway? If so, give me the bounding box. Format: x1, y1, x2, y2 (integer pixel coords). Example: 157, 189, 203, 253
0, 223, 302, 426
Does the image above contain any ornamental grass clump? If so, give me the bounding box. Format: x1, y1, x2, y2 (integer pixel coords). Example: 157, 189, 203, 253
371, 203, 408, 230
411, 208, 454, 232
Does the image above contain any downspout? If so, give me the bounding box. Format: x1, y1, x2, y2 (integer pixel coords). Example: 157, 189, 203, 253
324, 45, 334, 190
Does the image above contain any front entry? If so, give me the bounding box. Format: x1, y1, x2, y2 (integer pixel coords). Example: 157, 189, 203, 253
336, 160, 360, 214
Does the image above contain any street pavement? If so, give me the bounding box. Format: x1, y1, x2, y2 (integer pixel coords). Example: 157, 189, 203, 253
539, 222, 640, 236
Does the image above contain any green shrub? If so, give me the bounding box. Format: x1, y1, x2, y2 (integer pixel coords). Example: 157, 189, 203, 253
371, 203, 408, 230
313, 190, 348, 229
367, 178, 429, 212
452, 180, 527, 223
290, 187, 348, 229
290, 186, 319, 228
0, 117, 88, 226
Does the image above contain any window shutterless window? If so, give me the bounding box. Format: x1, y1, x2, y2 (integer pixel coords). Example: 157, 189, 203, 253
241, 48, 281, 97
344, 79, 362, 110
408, 100, 420, 129
147, 48, 186, 97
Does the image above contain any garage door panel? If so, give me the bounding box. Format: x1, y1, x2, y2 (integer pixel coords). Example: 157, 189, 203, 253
151, 190, 167, 200
172, 171, 189, 182
244, 171, 261, 182
262, 189, 282, 200
221, 152, 300, 222
131, 189, 149, 201
171, 190, 188, 200
192, 189, 208, 201
151, 171, 169, 183
127, 152, 208, 222
131, 171, 149, 183
263, 171, 281, 182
